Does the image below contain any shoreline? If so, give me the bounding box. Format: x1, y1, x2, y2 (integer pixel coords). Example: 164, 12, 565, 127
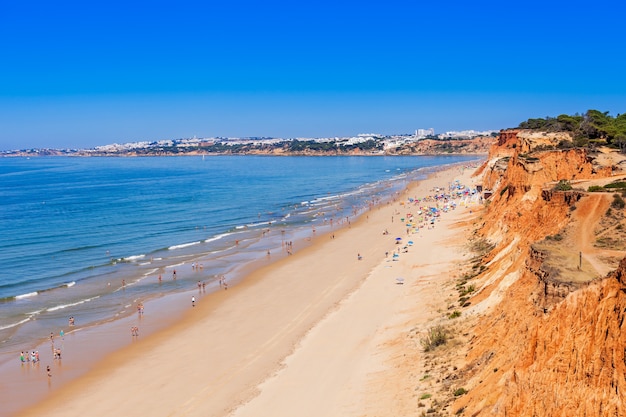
2, 154, 476, 350
11, 162, 482, 417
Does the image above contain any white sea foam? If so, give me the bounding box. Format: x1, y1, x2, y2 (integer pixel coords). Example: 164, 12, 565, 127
205, 232, 231, 243
46, 295, 100, 312
63, 281, 76, 288
311, 194, 340, 203
121, 254, 146, 262
168, 241, 201, 250
0, 317, 31, 331
143, 268, 159, 276
236, 220, 273, 230
15, 292, 38, 299
208, 244, 238, 255
247, 220, 275, 228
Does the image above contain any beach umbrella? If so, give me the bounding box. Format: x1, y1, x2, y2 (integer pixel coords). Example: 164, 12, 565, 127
396, 237, 402, 241
408, 240, 414, 245
396, 277, 404, 284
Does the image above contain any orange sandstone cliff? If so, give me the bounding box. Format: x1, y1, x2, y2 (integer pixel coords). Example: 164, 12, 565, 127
452, 130, 626, 416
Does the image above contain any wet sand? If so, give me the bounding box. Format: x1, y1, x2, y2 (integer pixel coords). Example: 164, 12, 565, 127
15, 164, 481, 417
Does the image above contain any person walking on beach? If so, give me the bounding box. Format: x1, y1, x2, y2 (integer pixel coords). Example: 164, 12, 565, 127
47, 365, 52, 377
192, 296, 195, 307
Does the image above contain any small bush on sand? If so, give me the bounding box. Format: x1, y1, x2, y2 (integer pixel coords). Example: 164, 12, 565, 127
612, 194, 625, 209
448, 310, 461, 319
421, 325, 448, 352
453, 388, 468, 396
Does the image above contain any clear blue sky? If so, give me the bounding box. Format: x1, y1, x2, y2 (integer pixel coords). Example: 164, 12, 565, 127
1, 0, 624, 150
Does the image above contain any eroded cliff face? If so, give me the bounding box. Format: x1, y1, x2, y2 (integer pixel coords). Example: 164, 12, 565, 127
454, 129, 626, 416
456, 264, 626, 416
475, 130, 611, 248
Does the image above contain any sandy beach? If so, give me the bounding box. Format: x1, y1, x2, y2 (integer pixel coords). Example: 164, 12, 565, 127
16, 164, 481, 417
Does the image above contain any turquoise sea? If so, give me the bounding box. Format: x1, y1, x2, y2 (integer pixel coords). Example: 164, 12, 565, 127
0, 155, 479, 357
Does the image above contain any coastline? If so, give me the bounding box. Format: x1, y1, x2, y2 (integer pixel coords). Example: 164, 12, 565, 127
13, 162, 482, 417
3, 154, 456, 371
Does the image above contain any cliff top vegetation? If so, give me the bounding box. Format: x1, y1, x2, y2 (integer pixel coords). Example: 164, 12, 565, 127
518, 110, 626, 149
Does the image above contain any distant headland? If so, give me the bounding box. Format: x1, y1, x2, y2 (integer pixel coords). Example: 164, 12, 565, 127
1, 130, 498, 157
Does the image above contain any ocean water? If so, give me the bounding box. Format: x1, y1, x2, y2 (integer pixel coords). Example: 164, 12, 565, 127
0, 154, 478, 355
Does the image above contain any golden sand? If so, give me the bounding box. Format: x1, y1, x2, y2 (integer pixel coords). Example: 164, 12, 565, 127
18, 164, 480, 417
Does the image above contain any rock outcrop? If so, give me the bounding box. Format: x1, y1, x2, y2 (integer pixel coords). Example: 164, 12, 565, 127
453, 129, 626, 416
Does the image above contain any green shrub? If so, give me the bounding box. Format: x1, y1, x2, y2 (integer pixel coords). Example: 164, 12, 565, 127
557, 140, 574, 149
448, 310, 461, 319
588, 185, 603, 192
459, 285, 475, 296
420, 325, 448, 352
420, 393, 432, 400
605, 181, 626, 189
612, 194, 625, 209
553, 180, 573, 191
453, 388, 468, 396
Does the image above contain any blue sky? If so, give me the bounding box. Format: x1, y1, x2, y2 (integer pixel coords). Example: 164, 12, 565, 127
1, 0, 625, 150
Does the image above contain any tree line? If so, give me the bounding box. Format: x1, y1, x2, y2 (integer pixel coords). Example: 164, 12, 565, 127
518, 110, 626, 150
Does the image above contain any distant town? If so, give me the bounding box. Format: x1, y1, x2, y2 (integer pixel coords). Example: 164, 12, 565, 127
2, 129, 498, 157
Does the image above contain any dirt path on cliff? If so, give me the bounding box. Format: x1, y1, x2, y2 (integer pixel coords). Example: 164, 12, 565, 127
570, 193, 616, 277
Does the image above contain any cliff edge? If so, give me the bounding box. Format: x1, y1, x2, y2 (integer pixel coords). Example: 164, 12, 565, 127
450, 130, 626, 416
